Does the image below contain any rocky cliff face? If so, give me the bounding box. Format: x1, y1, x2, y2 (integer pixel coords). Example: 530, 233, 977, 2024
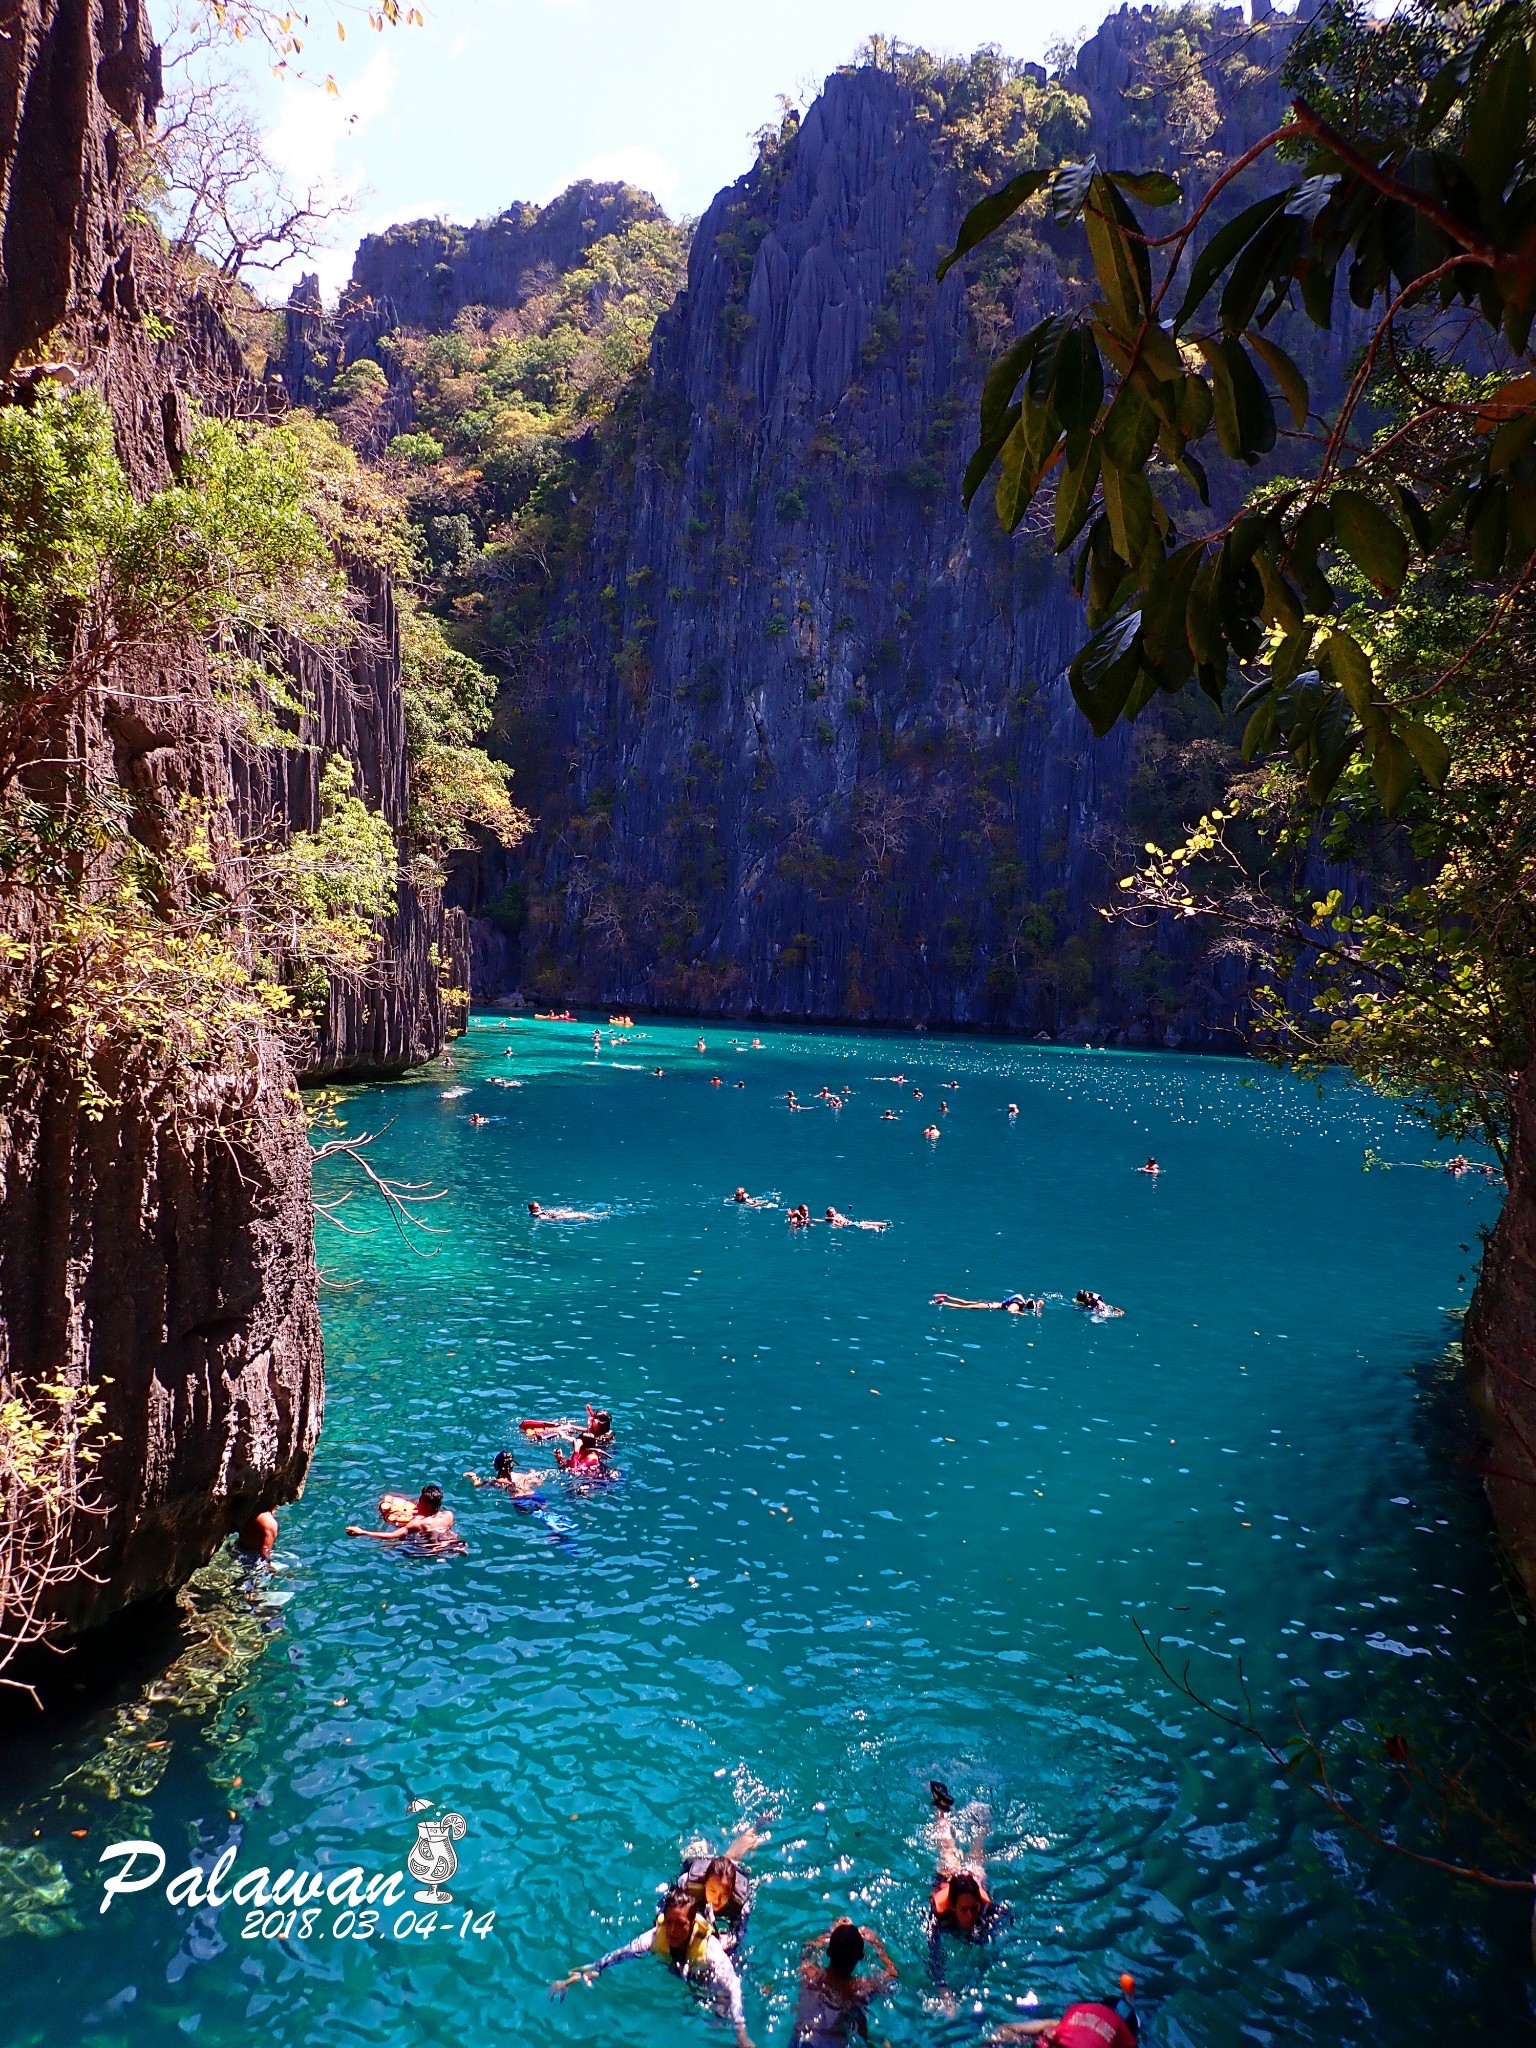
0, 0, 454, 1652
448, 9, 1351, 1042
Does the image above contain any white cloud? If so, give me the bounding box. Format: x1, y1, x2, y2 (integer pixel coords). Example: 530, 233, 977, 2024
541, 145, 681, 209
264, 46, 398, 194
257, 49, 398, 303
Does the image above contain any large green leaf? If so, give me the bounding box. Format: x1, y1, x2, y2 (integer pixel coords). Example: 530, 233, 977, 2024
1070, 607, 1142, 733
1249, 334, 1309, 430
1463, 38, 1530, 204
1107, 169, 1183, 207
1398, 714, 1451, 789
938, 168, 1052, 280
1049, 159, 1098, 223
1174, 192, 1289, 330
1332, 489, 1410, 593
1050, 327, 1104, 433
1370, 730, 1419, 815
1100, 382, 1160, 471
1053, 433, 1101, 552
1083, 176, 1148, 333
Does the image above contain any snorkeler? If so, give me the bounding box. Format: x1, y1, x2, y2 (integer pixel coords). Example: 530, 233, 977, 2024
927, 1780, 1002, 1995
981, 1976, 1139, 2047
674, 1825, 764, 1955
790, 1918, 898, 2046
1074, 1290, 1125, 1318
464, 1449, 548, 1497
931, 1292, 1040, 1313
552, 1885, 754, 2048
555, 1431, 610, 1475
345, 1485, 461, 1550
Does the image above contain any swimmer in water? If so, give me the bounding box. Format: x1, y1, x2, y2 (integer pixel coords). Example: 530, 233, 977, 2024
981, 1975, 1139, 2046
555, 1431, 610, 1475
464, 1449, 548, 1498
1137, 1158, 1160, 1175
881, 1109, 899, 1121
468, 1113, 489, 1126
345, 1485, 461, 1550
787, 1203, 813, 1229
1074, 1289, 1125, 1318
789, 1918, 897, 2047
698, 1037, 707, 1051
1007, 1103, 1019, 1118
939, 1101, 948, 1114
731, 1188, 776, 1208
552, 1885, 753, 2048
734, 1080, 745, 1089
529, 1201, 604, 1221
751, 1038, 763, 1049
236, 1508, 278, 1558
932, 1292, 1040, 1313
673, 1825, 765, 1956
711, 1076, 723, 1087
826, 1207, 890, 1232
653, 1067, 665, 1077
926, 1781, 1002, 1997
923, 1124, 941, 1140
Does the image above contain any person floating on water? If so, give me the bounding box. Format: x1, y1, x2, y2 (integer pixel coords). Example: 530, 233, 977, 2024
825, 1207, 889, 1232
731, 1188, 776, 1208
981, 1974, 1139, 2046
345, 1485, 463, 1551
527, 1200, 604, 1221
1137, 1158, 1160, 1176
927, 1780, 1002, 2002
673, 1825, 765, 1957
932, 1293, 1040, 1314
551, 1884, 754, 2048
468, 1113, 489, 1126
1074, 1290, 1125, 1318
789, 1917, 897, 2046
1007, 1103, 1019, 1119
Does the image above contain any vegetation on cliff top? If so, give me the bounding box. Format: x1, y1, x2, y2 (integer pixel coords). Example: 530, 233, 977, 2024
944, 0, 1536, 1152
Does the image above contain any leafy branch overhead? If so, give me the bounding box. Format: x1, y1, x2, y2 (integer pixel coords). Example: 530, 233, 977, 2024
939, 0, 1536, 812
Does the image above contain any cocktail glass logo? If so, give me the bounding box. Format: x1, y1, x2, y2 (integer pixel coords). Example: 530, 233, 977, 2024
405, 1798, 467, 1904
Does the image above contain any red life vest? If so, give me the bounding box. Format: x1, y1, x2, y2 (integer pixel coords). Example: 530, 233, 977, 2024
1053, 2004, 1136, 2048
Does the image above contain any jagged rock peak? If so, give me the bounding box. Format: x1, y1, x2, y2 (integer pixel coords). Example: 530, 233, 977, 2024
347, 179, 674, 329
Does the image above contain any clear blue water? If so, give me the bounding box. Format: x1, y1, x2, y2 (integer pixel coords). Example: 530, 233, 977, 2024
0, 1018, 1527, 2045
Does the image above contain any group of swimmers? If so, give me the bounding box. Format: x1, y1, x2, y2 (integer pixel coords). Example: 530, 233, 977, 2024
340, 1407, 618, 1554
730, 1190, 892, 1232
552, 1783, 1140, 2048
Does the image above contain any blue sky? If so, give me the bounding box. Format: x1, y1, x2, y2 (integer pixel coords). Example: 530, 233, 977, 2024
232, 0, 1075, 298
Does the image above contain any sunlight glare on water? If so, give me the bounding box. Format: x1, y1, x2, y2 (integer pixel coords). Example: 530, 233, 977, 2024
0, 1016, 1524, 2045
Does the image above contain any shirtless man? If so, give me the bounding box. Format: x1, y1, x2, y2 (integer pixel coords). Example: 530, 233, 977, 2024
464, 1450, 548, 1498
237, 1509, 278, 1558
790, 1918, 897, 2046
346, 1484, 459, 1548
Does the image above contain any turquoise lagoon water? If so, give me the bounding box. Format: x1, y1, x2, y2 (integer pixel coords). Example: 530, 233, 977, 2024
0, 1017, 1528, 2045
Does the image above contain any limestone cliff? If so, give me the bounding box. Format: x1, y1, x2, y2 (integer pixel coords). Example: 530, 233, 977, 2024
436, 11, 1354, 1041
0, 0, 453, 1651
